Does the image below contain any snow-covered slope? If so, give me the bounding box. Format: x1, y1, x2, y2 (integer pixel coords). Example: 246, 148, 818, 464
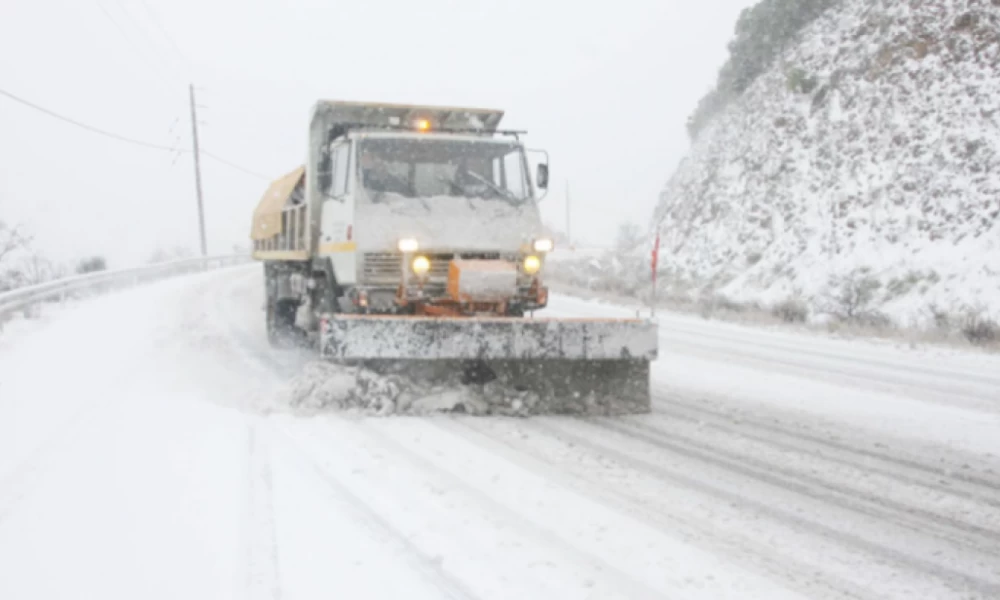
654, 0, 1000, 326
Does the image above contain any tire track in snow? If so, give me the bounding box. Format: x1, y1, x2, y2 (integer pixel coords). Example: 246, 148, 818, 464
650, 395, 1000, 508
597, 416, 1000, 556
245, 423, 283, 600
439, 416, 871, 600
525, 418, 1000, 599
657, 332, 997, 412
663, 322, 1000, 391
268, 425, 482, 600
653, 393, 1000, 495
342, 418, 672, 600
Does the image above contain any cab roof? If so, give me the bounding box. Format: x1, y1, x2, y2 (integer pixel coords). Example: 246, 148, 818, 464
311, 100, 505, 133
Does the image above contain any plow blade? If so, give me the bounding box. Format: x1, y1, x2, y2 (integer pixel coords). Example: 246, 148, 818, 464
320, 316, 658, 361
320, 316, 658, 415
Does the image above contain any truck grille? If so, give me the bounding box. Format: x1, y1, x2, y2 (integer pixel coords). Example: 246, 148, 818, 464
361, 253, 403, 283
361, 251, 532, 286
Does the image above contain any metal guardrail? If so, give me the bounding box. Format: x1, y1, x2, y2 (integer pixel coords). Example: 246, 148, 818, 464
0, 255, 253, 319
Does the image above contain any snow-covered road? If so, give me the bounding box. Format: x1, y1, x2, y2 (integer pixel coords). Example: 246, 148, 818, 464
1, 265, 998, 599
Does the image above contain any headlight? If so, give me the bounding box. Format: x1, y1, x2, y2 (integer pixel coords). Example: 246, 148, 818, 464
523, 255, 542, 275
412, 255, 430, 276
398, 238, 419, 253
533, 238, 554, 253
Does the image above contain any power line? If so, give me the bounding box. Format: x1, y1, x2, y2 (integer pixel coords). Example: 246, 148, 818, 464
202, 150, 270, 180
137, 0, 192, 71
110, 0, 187, 79
167, 116, 184, 165
0, 87, 176, 152
0, 87, 269, 180
94, 0, 179, 91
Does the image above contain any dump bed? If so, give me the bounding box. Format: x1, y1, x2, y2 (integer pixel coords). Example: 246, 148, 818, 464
251, 166, 308, 261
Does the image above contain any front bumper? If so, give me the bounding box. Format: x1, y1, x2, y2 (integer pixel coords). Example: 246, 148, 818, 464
354, 251, 548, 314
347, 283, 548, 313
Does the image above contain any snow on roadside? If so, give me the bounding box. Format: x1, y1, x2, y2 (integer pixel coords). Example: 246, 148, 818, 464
0, 279, 189, 463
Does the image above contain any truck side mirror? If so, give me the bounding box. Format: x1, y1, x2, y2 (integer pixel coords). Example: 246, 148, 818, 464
536, 164, 549, 190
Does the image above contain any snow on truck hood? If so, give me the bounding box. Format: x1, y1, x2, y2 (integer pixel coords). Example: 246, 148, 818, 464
354, 193, 544, 251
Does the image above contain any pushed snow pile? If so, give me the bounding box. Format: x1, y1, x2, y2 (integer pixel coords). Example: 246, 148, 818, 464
285, 360, 647, 417
285, 361, 539, 416
653, 0, 1000, 328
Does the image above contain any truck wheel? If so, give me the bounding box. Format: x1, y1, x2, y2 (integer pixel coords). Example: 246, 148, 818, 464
317, 279, 341, 314
266, 298, 298, 347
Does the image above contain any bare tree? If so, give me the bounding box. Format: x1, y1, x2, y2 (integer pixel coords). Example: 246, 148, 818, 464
0, 221, 33, 291
0, 221, 30, 265
20, 249, 55, 286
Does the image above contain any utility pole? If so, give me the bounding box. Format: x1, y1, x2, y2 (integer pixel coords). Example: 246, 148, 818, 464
189, 83, 207, 256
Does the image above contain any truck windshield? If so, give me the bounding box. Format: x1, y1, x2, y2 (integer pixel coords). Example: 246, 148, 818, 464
357, 138, 531, 202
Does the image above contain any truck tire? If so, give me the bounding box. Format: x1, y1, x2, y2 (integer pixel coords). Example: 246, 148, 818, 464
266, 298, 298, 347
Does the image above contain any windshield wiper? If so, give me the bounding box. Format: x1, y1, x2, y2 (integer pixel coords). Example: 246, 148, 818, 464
437, 175, 477, 211
464, 170, 520, 205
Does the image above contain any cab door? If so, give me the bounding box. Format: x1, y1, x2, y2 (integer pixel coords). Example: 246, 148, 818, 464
318, 140, 357, 285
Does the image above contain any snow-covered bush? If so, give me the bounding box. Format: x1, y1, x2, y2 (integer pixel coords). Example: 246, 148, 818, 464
76, 256, 107, 274
772, 297, 809, 323
961, 310, 998, 346
826, 269, 881, 321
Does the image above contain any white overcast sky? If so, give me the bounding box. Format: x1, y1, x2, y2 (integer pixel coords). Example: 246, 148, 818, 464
1, 0, 753, 266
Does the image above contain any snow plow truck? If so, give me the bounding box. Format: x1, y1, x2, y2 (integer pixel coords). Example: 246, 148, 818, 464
250, 100, 657, 413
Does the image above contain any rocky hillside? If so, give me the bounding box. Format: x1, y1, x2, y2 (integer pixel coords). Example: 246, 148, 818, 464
652, 0, 1000, 328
